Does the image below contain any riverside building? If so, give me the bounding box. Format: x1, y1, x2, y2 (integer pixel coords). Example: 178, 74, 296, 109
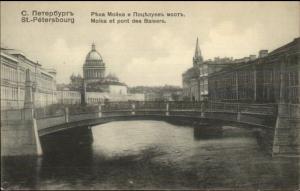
1, 47, 57, 110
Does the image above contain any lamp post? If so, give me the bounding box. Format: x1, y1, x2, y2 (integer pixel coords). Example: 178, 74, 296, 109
81, 79, 87, 106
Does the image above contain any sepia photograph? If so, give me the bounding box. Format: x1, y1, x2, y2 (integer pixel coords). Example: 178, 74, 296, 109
1, 1, 299, 190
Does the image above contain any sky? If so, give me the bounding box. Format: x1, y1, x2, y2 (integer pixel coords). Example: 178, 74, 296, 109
1, 1, 299, 86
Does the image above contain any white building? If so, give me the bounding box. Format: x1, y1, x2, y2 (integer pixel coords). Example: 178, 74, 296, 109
56, 89, 81, 105
1, 48, 57, 110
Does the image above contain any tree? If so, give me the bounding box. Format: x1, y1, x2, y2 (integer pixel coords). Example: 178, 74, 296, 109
106, 73, 119, 82
69, 73, 83, 91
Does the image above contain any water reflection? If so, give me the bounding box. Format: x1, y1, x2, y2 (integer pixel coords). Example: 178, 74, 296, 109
1, 120, 299, 190
1, 156, 42, 189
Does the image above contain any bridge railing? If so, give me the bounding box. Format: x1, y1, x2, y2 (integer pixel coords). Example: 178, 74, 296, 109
102, 102, 132, 112
135, 101, 166, 110
35, 104, 65, 119
239, 103, 277, 115
34, 104, 100, 118
205, 102, 238, 113
204, 102, 277, 115
1, 101, 281, 124
169, 101, 202, 110
68, 105, 99, 115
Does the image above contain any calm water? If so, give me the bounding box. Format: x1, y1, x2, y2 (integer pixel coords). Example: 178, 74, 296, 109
2, 120, 299, 190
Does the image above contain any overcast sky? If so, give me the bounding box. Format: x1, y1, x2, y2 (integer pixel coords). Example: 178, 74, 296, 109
1, 1, 299, 86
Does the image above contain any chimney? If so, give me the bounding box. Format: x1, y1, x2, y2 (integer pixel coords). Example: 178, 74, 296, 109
259, 50, 268, 58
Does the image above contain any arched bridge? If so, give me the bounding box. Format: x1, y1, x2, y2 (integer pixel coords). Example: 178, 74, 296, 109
34, 101, 278, 136
1, 101, 299, 157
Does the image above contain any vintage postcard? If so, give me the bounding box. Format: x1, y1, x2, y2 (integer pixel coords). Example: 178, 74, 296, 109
1, 1, 299, 190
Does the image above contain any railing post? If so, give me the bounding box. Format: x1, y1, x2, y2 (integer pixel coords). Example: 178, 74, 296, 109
131, 102, 136, 115
166, 102, 169, 116
200, 102, 205, 118
98, 104, 102, 118
65, 107, 69, 123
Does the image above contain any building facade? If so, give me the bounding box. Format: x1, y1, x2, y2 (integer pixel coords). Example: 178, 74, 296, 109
1, 48, 57, 110
208, 37, 300, 104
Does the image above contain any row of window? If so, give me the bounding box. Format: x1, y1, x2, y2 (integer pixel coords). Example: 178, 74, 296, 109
199, 79, 208, 85
87, 97, 104, 103
238, 71, 254, 84
0, 65, 57, 88
84, 70, 104, 78
1, 64, 18, 82
59, 99, 81, 104
1, 86, 22, 100
212, 70, 295, 89
62, 91, 81, 97
256, 70, 298, 86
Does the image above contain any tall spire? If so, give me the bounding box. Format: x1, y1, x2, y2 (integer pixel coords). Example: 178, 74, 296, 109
194, 37, 201, 59
193, 37, 203, 66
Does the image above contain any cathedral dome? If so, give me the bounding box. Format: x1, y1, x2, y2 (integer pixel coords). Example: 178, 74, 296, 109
85, 43, 103, 61
83, 43, 106, 80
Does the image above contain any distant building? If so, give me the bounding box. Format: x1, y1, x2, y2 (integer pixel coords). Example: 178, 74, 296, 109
82, 43, 128, 98
58, 43, 144, 104
182, 38, 203, 101
83, 44, 130, 102
56, 88, 81, 105
1, 48, 57, 110
182, 38, 233, 101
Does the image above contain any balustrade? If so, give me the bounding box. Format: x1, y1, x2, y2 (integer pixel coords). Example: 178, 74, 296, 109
34, 105, 65, 119
1, 101, 282, 123
135, 101, 166, 110
239, 104, 277, 115
169, 101, 202, 110
102, 101, 132, 112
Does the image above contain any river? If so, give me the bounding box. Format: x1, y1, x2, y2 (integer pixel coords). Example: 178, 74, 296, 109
1, 120, 299, 190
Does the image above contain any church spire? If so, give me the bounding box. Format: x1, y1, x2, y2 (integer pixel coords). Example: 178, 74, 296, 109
194, 37, 201, 59
193, 37, 203, 66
